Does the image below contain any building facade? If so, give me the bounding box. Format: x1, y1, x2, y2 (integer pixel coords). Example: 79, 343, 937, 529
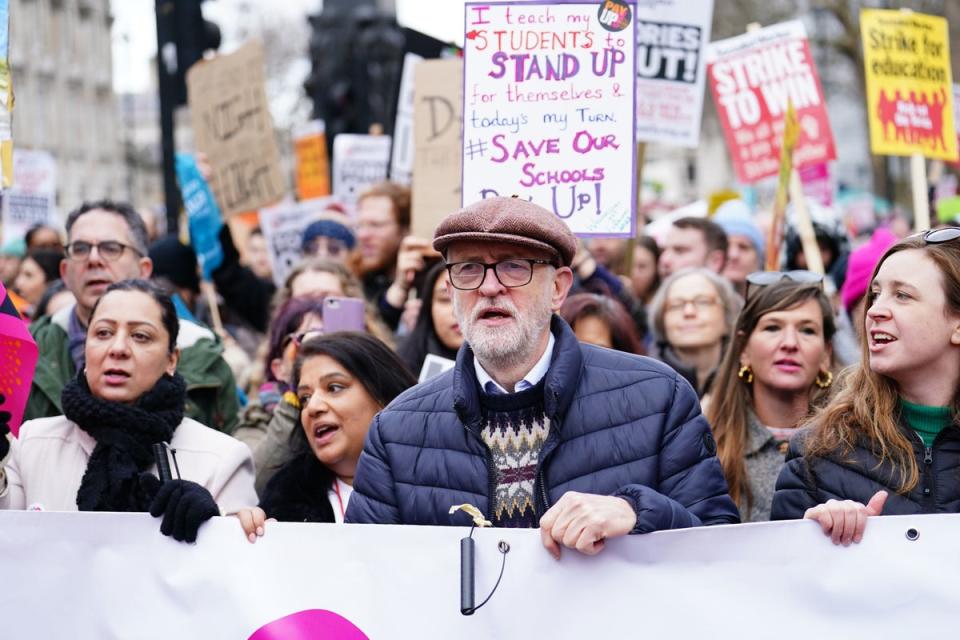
9, 0, 124, 217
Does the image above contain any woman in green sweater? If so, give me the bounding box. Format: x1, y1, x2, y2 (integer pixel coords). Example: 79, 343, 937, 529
772, 229, 960, 543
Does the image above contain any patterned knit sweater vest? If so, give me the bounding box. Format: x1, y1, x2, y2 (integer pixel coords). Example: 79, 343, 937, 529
478, 381, 550, 528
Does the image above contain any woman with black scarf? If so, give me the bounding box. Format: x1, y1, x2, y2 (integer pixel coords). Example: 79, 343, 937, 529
0, 280, 256, 543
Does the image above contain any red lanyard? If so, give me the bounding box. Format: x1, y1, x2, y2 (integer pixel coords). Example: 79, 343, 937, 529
332, 480, 346, 521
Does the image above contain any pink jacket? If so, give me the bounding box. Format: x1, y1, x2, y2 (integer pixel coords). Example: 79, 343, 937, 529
0, 415, 257, 514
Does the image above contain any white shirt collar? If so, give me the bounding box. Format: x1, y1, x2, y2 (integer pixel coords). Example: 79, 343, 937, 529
474, 332, 555, 394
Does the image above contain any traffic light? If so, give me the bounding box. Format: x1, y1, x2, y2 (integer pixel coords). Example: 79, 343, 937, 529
304, 7, 405, 143
157, 0, 221, 106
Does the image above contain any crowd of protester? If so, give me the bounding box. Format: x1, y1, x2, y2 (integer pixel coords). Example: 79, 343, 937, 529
1, 179, 957, 556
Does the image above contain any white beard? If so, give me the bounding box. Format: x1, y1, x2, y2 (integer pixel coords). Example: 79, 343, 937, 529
454, 288, 554, 372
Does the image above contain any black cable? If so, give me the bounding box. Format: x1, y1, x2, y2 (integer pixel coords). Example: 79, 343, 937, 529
467, 541, 510, 614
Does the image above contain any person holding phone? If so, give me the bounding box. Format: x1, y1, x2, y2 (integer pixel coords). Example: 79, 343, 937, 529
236, 333, 416, 538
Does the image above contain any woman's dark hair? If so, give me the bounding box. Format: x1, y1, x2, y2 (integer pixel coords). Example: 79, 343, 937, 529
24, 248, 64, 283
34, 279, 68, 319
396, 262, 459, 373
88, 279, 179, 353
289, 332, 417, 454
635, 235, 661, 295
559, 293, 645, 355
264, 297, 327, 383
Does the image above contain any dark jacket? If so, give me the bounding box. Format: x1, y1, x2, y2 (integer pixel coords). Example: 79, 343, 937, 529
259, 453, 336, 523
771, 422, 960, 520
650, 342, 717, 398
212, 226, 276, 333
345, 316, 740, 531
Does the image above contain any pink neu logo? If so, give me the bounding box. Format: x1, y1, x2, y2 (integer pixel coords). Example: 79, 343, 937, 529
248, 609, 369, 640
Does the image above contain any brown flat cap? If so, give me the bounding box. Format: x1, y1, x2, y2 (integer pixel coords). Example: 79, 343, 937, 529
433, 197, 578, 266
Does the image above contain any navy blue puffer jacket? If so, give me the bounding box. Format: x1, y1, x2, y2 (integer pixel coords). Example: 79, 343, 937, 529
345, 317, 740, 531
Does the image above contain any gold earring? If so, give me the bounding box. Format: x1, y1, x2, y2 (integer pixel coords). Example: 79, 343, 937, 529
737, 365, 753, 384
815, 370, 833, 389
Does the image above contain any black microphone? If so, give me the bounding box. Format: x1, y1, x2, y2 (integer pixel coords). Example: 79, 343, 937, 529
153, 443, 173, 482
460, 536, 476, 615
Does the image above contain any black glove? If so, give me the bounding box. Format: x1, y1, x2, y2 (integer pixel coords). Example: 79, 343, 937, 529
143, 477, 220, 543
0, 393, 11, 460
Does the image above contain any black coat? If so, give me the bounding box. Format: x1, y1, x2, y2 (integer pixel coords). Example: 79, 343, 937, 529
259, 453, 336, 523
771, 423, 960, 519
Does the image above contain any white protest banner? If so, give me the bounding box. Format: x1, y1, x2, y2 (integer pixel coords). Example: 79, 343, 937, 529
332, 134, 392, 208
462, 1, 637, 236
258, 197, 335, 286
635, 0, 713, 147
1, 149, 57, 240
390, 53, 423, 186
706, 21, 836, 184
3, 511, 960, 638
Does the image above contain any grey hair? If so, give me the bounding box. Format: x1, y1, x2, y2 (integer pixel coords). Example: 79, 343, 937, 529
65, 200, 150, 255
648, 267, 742, 345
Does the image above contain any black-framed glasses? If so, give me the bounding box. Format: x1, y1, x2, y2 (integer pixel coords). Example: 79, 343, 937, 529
745, 270, 824, 300
281, 329, 324, 352
65, 240, 142, 262
921, 227, 960, 244
445, 259, 554, 291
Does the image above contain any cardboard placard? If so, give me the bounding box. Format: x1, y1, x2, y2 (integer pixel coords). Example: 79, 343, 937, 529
861, 9, 957, 161
390, 53, 423, 186
293, 120, 331, 200
258, 198, 336, 287
187, 40, 287, 217
411, 58, 464, 239
1, 149, 56, 241
634, 0, 714, 147
332, 134, 392, 207
461, 1, 637, 236
706, 20, 836, 184
0, 282, 38, 437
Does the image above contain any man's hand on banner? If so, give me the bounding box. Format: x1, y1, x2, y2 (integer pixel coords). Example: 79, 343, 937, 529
803, 490, 888, 546
539, 492, 637, 560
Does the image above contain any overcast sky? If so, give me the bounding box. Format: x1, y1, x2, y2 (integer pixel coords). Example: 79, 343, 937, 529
111, 0, 468, 94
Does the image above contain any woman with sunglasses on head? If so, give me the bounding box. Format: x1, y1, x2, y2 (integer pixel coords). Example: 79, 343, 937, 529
706, 273, 835, 522
772, 229, 960, 544
0, 280, 256, 543
648, 267, 742, 397
235, 333, 416, 539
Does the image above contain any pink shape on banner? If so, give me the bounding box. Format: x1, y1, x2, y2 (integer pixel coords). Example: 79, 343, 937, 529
248, 609, 369, 640
0, 282, 38, 437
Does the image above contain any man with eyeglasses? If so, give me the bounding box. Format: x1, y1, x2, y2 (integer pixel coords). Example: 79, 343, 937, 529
24, 200, 241, 433
346, 197, 739, 557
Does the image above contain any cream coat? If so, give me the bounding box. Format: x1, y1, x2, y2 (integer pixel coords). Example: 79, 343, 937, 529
0, 415, 257, 514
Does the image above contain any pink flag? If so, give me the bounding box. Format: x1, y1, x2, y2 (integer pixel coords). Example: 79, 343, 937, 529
0, 282, 38, 437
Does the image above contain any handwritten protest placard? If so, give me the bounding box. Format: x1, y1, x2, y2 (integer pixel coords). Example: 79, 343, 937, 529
187, 40, 287, 217
635, 0, 713, 147
258, 198, 335, 287
0, 282, 38, 437
332, 134, 392, 207
412, 58, 463, 239
293, 120, 331, 200
390, 53, 422, 186
1, 149, 56, 241
461, 1, 637, 236
861, 10, 957, 161
706, 21, 836, 184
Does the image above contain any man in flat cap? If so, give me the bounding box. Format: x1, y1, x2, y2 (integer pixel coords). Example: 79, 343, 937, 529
346, 197, 738, 557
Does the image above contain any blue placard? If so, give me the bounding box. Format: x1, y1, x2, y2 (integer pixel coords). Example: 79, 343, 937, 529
175, 153, 224, 280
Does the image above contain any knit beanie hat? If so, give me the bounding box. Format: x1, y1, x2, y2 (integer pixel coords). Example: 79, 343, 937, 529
713, 199, 765, 265
301, 217, 356, 253
841, 227, 897, 312
148, 236, 200, 293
